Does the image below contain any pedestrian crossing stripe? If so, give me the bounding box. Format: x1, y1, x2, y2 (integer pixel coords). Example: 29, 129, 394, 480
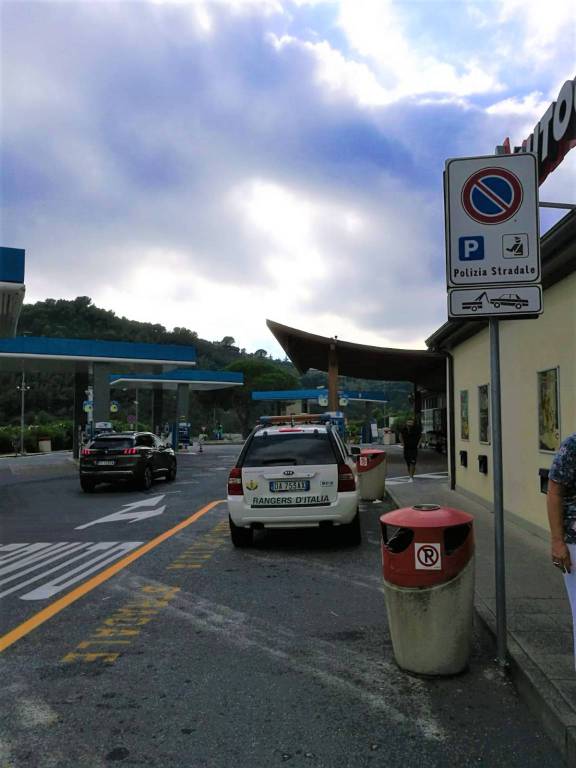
0, 542, 143, 601
386, 472, 449, 486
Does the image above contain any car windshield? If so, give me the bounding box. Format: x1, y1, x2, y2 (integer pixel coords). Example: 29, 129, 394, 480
242, 432, 337, 467
90, 437, 134, 450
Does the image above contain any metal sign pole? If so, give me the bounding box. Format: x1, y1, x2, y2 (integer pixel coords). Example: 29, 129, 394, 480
490, 318, 507, 665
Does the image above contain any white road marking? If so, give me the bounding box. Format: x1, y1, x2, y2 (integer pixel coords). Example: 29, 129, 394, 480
75, 494, 166, 530
0, 542, 88, 579
0, 541, 143, 600
0, 542, 54, 564
386, 472, 448, 486
17, 697, 59, 728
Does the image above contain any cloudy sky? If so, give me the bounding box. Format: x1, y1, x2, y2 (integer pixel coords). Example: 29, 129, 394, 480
2, 0, 575, 357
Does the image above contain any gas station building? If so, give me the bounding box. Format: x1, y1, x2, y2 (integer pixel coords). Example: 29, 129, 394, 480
0, 247, 243, 455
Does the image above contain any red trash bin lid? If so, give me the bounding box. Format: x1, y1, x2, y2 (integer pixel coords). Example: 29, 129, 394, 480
357, 448, 386, 472
380, 505, 473, 528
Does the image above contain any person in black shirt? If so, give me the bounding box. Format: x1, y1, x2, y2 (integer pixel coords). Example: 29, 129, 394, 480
400, 418, 422, 482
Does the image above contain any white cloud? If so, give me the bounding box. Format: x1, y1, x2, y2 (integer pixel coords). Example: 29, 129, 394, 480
335, 0, 503, 101
486, 92, 550, 117
270, 34, 392, 106
4, 0, 575, 359
497, 0, 576, 62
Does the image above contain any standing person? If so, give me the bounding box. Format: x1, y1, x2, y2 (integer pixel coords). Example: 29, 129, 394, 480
400, 417, 422, 482
547, 432, 576, 668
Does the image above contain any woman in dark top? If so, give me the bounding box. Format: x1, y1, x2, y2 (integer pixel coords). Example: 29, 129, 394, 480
547, 433, 576, 668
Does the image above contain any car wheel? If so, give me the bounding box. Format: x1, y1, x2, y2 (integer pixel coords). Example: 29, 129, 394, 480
80, 478, 96, 493
140, 466, 153, 491
340, 510, 362, 546
492, 302, 500, 308
229, 515, 253, 548
166, 462, 177, 482
515, 303, 522, 309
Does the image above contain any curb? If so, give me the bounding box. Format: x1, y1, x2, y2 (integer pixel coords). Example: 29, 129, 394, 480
475, 598, 576, 766
386, 485, 574, 766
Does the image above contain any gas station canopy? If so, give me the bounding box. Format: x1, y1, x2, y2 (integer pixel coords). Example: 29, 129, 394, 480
266, 320, 446, 391
110, 369, 243, 391
252, 389, 388, 403
0, 336, 197, 373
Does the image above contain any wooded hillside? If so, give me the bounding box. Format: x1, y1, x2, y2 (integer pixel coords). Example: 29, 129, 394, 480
0, 297, 412, 431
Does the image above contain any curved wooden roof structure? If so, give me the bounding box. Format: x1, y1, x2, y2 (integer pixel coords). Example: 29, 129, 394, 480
266, 320, 446, 391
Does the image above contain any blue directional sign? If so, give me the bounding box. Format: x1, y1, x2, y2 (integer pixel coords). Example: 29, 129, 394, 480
0, 248, 25, 283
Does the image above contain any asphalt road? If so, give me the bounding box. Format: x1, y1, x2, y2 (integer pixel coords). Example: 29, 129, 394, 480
0, 445, 563, 767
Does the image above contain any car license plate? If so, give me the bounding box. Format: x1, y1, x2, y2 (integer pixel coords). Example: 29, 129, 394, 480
96, 460, 115, 466
269, 480, 310, 492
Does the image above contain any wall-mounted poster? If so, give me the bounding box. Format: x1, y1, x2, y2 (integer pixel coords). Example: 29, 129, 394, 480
460, 391, 469, 440
538, 368, 560, 452
478, 384, 490, 443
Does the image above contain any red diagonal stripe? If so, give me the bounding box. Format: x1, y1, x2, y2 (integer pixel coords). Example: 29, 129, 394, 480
474, 178, 514, 213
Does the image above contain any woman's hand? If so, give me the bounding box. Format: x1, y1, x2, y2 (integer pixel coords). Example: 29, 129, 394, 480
551, 538, 572, 573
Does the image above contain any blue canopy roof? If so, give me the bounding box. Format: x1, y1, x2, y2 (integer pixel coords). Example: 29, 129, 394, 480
110, 369, 243, 390
252, 389, 387, 403
0, 336, 196, 372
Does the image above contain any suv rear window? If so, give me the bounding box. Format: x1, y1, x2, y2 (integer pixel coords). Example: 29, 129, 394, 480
91, 437, 134, 450
242, 432, 338, 467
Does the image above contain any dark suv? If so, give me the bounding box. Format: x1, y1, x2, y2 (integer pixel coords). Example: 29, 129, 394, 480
79, 431, 177, 492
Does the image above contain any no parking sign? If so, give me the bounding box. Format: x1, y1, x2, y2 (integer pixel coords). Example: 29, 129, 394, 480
444, 153, 542, 318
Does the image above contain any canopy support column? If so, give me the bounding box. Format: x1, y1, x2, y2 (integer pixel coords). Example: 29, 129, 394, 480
328, 342, 339, 411
92, 363, 110, 424
176, 383, 189, 424
73, 371, 88, 458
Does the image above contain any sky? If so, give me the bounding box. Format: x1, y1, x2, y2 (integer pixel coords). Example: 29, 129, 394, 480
2, 0, 575, 359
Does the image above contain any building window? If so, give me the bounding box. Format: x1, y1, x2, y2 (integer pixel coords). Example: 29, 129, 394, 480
478, 384, 490, 444
538, 367, 560, 452
460, 390, 469, 440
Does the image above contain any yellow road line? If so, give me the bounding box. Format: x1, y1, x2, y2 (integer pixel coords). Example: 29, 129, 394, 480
0, 499, 225, 653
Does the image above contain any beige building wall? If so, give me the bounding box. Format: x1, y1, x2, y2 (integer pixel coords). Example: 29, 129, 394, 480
452, 273, 576, 535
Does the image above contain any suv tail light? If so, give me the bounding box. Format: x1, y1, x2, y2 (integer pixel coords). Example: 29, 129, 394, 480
227, 467, 243, 496
81, 448, 93, 456
123, 448, 138, 455
337, 463, 356, 492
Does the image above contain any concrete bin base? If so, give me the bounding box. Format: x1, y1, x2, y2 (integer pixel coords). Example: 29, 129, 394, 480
382, 556, 475, 676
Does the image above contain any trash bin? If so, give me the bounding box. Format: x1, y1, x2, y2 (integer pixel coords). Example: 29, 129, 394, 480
356, 448, 386, 501
379, 504, 474, 676
382, 428, 395, 446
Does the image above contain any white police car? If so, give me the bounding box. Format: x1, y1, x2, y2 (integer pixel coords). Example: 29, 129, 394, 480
227, 415, 360, 547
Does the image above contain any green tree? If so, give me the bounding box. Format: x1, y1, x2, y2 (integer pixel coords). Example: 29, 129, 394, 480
200, 358, 299, 437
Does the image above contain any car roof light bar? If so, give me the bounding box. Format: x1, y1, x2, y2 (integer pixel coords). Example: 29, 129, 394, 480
258, 414, 332, 427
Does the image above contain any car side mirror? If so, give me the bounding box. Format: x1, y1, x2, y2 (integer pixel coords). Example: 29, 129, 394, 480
350, 446, 361, 457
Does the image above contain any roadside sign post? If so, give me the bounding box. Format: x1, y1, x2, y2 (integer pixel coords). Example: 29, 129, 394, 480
444, 153, 541, 667
489, 318, 506, 666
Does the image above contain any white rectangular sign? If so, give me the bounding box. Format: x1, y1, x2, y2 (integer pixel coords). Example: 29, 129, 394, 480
445, 153, 540, 288
448, 285, 542, 319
